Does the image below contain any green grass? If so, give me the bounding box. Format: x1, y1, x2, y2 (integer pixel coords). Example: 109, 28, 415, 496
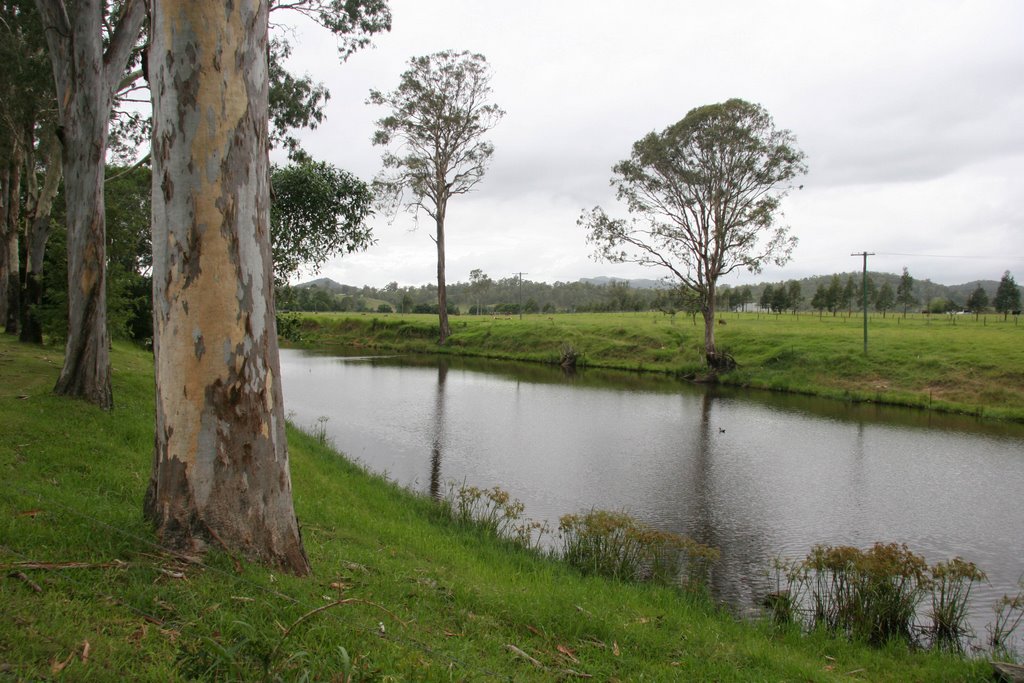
290, 310, 1024, 421
0, 336, 994, 680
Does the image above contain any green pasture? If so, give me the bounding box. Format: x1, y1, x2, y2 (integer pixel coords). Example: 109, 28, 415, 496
291, 310, 1024, 422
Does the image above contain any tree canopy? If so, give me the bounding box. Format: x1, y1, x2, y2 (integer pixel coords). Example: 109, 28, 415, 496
270, 160, 374, 285
580, 98, 806, 366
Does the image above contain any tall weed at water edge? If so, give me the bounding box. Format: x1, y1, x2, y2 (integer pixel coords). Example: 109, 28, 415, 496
988, 576, 1024, 659
764, 543, 990, 652
928, 557, 986, 653
441, 481, 549, 551
558, 509, 718, 591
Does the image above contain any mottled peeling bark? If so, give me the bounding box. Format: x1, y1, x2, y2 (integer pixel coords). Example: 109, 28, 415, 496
145, 0, 310, 575
36, 0, 146, 408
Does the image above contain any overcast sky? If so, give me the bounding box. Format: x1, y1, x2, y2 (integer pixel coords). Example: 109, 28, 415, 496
274, 0, 1024, 289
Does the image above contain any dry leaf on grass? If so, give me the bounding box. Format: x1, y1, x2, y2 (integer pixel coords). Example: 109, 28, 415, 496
50, 652, 74, 674
556, 644, 579, 663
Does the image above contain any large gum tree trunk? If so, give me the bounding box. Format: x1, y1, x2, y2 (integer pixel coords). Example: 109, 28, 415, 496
144, 0, 310, 575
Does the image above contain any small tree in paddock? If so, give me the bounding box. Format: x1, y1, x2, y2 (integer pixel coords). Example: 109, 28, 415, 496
875, 281, 895, 317
786, 280, 802, 314
966, 284, 989, 319
580, 99, 806, 369
811, 285, 828, 317
469, 268, 492, 315
896, 267, 917, 317
994, 271, 1021, 320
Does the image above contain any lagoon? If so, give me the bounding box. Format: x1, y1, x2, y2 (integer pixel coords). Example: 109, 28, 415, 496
280, 348, 1024, 641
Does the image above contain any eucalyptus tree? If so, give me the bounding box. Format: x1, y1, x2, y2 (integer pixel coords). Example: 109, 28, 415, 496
843, 275, 857, 315
28, 0, 388, 408
0, 0, 60, 341
145, 1, 309, 575
994, 271, 1020, 320
369, 50, 505, 344
786, 279, 802, 314
896, 267, 917, 317
965, 284, 989, 317
759, 284, 775, 312
811, 284, 828, 317
826, 274, 843, 316
875, 281, 895, 317
468, 268, 492, 314
580, 99, 806, 369
32, 0, 146, 407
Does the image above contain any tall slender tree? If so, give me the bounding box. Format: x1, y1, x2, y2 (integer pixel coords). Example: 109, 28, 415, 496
369, 50, 504, 344
34, 0, 146, 408
144, 0, 309, 574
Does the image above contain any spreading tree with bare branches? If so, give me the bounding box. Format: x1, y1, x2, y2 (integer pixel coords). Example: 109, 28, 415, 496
580, 99, 806, 369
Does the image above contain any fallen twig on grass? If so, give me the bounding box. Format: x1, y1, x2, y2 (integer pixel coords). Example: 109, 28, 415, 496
266, 597, 409, 671
8, 570, 42, 593
505, 643, 542, 668
1, 560, 127, 571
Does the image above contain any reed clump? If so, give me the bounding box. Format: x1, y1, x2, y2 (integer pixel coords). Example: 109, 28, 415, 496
764, 543, 991, 652
988, 576, 1024, 659
558, 509, 718, 592
928, 557, 986, 652
441, 481, 549, 551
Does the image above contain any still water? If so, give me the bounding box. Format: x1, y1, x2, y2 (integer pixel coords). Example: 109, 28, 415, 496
280, 349, 1024, 637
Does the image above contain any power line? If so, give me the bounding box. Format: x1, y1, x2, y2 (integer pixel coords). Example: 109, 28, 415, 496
874, 252, 1024, 261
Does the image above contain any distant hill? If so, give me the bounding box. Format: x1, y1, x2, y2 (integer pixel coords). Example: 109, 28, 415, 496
294, 277, 351, 294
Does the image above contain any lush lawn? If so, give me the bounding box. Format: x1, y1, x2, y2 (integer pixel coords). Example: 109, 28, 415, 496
290, 310, 1024, 421
0, 336, 994, 680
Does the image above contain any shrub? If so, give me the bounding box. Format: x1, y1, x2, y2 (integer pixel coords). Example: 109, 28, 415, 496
988, 576, 1024, 659
928, 557, 986, 652
440, 481, 548, 550
558, 509, 717, 591
764, 543, 990, 652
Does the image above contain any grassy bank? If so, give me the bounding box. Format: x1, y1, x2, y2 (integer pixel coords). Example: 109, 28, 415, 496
0, 336, 995, 680
287, 310, 1024, 422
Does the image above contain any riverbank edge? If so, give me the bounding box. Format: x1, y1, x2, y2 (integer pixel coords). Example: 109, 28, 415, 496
0, 336, 992, 680
284, 312, 1024, 423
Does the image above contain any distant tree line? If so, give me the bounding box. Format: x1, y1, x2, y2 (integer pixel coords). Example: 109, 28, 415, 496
280, 269, 1021, 318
